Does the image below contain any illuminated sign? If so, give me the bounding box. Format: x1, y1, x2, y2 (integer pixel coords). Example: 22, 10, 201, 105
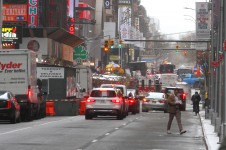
2, 4, 27, 22
28, 0, 38, 27
2, 26, 22, 43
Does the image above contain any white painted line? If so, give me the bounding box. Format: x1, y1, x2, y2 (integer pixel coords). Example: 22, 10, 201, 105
92, 139, 98, 143
105, 133, 110, 136
115, 128, 119, 130
123, 123, 126, 126
0, 127, 32, 135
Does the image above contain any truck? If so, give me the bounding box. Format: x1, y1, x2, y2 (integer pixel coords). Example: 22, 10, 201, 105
0, 49, 45, 121
74, 65, 93, 97
180, 73, 204, 86
159, 73, 178, 88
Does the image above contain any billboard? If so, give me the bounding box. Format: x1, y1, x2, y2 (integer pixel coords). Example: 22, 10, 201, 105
2, 4, 27, 22
2, 25, 22, 43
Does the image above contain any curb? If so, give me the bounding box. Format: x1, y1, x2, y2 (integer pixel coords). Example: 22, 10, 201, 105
198, 112, 209, 150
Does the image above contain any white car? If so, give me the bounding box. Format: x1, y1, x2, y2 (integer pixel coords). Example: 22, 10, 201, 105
100, 84, 129, 117
85, 88, 124, 120
142, 92, 167, 112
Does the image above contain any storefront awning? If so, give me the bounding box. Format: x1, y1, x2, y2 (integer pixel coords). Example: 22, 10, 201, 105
23, 27, 84, 47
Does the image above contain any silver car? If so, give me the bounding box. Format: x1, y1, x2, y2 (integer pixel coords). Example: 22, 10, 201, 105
142, 92, 166, 112
85, 88, 124, 120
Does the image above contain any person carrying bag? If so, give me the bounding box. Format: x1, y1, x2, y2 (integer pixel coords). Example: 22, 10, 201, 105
166, 89, 186, 135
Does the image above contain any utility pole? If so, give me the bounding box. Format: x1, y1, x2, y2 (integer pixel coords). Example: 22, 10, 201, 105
222, 0, 226, 139
0, 0, 2, 49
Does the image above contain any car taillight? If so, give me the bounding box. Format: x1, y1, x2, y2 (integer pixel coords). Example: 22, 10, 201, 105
129, 100, 135, 103
159, 100, 165, 103
7, 101, 11, 108
86, 99, 95, 103
28, 89, 31, 97
182, 93, 186, 100
111, 99, 121, 103
143, 99, 150, 102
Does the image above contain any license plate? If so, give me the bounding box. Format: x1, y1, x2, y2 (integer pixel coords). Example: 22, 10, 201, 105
99, 100, 105, 103
152, 101, 156, 104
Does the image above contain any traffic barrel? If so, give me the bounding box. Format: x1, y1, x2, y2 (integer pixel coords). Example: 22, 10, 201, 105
79, 100, 86, 115
46, 101, 55, 116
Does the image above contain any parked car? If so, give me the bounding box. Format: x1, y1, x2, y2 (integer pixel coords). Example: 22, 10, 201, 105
127, 89, 139, 114
85, 88, 125, 120
142, 92, 167, 112
164, 87, 187, 112
100, 84, 129, 117
0, 91, 21, 123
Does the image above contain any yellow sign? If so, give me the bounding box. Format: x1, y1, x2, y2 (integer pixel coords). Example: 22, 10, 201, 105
110, 55, 120, 60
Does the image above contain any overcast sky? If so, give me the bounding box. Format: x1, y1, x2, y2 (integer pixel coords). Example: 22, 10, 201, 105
140, 0, 207, 39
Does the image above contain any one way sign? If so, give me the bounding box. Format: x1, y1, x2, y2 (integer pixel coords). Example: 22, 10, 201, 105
104, 0, 110, 9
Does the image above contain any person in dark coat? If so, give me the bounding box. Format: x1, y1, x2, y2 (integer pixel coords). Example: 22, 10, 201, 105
191, 92, 201, 116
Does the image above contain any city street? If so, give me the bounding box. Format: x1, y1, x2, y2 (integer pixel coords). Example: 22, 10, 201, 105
0, 103, 206, 150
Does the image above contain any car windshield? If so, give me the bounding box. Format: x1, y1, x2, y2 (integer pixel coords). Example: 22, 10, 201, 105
166, 88, 184, 94
101, 85, 124, 94
90, 90, 116, 97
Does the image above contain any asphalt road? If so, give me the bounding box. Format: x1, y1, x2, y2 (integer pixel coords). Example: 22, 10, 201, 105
0, 103, 206, 150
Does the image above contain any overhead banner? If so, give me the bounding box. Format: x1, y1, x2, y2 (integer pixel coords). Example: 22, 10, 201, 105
196, 2, 210, 39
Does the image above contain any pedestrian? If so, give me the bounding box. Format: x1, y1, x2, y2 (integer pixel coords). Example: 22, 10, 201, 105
191, 92, 201, 116
166, 89, 186, 135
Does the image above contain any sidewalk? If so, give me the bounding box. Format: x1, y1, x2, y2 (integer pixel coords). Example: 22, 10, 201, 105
199, 110, 220, 150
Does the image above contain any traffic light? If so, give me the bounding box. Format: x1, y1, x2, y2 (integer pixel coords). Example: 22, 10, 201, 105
184, 50, 187, 56
109, 40, 114, 48
119, 40, 123, 48
104, 40, 109, 52
176, 45, 180, 53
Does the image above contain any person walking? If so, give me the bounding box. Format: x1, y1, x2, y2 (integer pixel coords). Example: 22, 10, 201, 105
191, 92, 201, 116
167, 89, 186, 135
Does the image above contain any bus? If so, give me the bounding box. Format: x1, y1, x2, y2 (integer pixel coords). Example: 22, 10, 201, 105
159, 64, 175, 74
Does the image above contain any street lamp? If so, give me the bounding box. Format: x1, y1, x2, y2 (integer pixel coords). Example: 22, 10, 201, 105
184, 7, 195, 11
184, 15, 196, 22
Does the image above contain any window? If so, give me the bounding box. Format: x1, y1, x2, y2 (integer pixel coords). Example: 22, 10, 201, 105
90, 90, 116, 97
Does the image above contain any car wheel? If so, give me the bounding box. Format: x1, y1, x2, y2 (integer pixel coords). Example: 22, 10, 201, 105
10, 114, 16, 124
132, 111, 136, 115
117, 112, 123, 120
85, 113, 92, 120
17, 114, 21, 123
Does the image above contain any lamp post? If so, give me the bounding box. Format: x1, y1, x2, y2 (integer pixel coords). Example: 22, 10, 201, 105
184, 7, 195, 11
0, 0, 2, 49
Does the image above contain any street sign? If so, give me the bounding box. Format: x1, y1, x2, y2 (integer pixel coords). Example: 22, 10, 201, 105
73, 46, 88, 61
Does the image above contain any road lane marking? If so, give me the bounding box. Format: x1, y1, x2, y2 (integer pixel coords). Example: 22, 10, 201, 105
105, 133, 110, 135
92, 139, 98, 143
0, 116, 78, 135
0, 127, 32, 135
